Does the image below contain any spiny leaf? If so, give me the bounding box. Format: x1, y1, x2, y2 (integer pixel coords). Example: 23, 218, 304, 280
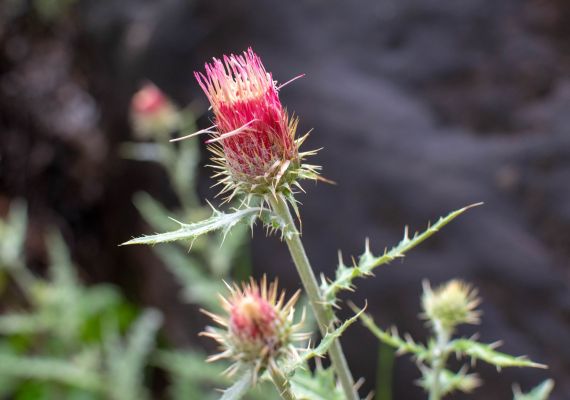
219, 369, 254, 400
356, 310, 429, 360
450, 339, 547, 370
513, 379, 554, 400
322, 203, 482, 305
121, 206, 263, 246
283, 306, 364, 374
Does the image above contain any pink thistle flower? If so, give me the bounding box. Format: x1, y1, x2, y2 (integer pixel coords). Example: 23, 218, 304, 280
181, 48, 320, 200
200, 276, 307, 378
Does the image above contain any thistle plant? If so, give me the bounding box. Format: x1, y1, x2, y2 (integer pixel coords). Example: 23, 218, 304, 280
356, 280, 547, 400
122, 48, 550, 400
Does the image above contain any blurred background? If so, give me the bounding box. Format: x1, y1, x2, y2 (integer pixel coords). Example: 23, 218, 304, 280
1, 0, 569, 399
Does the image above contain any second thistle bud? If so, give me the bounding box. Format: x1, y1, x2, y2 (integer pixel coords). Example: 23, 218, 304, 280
130, 82, 181, 140
201, 276, 306, 377
421, 280, 481, 331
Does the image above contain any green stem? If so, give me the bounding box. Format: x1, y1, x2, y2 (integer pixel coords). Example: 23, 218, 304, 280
269, 363, 297, 400
269, 194, 359, 400
429, 321, 451, 400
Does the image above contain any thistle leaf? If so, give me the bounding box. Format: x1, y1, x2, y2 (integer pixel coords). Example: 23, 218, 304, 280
153, 245, 225, 310
323, 203, 482, 305
0, 199, 27, 267
356, 310, 429, 360
290, 364, 344, 400
418, 367, 480, 396
450, 339, 547, 370
283, 306, 364, 374
513, 379, 554, 400
0, 353, 103, 391
105, 310, 163, 400
219, 369, 254, 400
121, 206, 263, 246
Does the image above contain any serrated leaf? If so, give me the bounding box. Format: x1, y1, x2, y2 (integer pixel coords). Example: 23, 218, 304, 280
450, 339, 547, 369
513, 379, 554, 400
357, 310, 429, 359
121, 206, 263, 246
323, 204, 482, 305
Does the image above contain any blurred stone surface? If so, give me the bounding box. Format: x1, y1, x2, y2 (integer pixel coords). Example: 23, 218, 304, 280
1, 0, 569, 398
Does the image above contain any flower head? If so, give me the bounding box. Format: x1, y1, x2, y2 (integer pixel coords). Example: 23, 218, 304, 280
421, 280, 481, 331
201, 276, 306, 377
189, 48, 320, 200
130, 82, 180, 139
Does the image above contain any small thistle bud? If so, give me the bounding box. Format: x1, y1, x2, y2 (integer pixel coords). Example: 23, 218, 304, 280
421, 280, 481, 331
190, 48, 320, 200
130, 82, 180, 139
201, 276, 306, 378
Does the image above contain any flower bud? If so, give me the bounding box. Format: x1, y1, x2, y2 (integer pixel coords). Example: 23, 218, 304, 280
192, 48, 320, 199
201, 276, 305, 377
421, 280, 481, 331
130, 82, 180, 139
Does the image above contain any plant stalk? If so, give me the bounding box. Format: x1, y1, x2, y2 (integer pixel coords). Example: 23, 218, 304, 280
269, 193, 359, 400
269, 363, 298, 400
429, 320, 451, 400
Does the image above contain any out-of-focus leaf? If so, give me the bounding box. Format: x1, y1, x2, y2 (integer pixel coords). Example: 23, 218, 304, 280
154, 245, 224, 310
133, 192, 181, 233
105, 310, 162, 400
0, 353, 103, 391
0, 199, 27, 267
513, 379, 554, 400
219, 369, 254, 400
0, 313, 47, 335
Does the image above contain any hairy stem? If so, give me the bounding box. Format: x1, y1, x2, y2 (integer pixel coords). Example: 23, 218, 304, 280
269, 193, 359, 400
429, 320, 451, 400
269, 363, 297, 400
